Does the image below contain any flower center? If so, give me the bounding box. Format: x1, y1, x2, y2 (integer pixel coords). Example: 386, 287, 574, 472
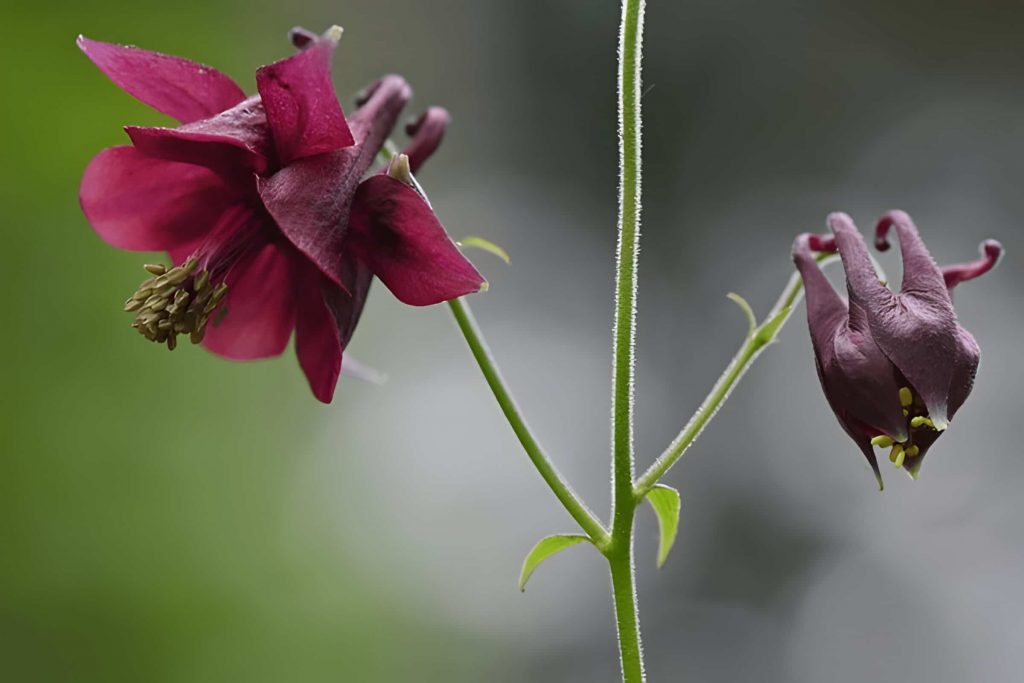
868, 385, 939, 468
123, 258, 228, 350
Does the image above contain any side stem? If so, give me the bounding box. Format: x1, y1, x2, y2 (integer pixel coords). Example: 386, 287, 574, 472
634, 258, 830, 497
449, 297, 609, 546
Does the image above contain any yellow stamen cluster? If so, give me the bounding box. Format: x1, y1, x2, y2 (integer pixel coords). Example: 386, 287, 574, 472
123, 258, 228, 350
870, 386, 939, 469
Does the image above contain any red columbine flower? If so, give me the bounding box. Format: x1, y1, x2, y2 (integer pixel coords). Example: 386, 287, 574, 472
793, 211, 1002, 486
78, 26, 485, 402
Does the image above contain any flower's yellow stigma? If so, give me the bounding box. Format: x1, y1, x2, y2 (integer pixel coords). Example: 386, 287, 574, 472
124, 258, 228, 349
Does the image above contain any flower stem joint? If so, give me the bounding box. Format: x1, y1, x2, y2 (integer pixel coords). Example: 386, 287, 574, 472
793, 211, 1003, 486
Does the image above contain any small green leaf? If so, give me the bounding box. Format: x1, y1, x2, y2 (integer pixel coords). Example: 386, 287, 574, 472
518, 534, 591, 591
755, 304, 792, 344
726, 292, 757, 338
458, 236, 511, 264
645, 484, 681, 568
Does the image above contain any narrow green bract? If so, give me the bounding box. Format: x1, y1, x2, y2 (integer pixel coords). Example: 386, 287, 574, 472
644, 484, 681, 568
518, 534, 592, 592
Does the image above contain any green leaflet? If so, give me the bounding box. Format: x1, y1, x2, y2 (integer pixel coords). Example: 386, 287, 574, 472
645, 484, 681, 568
518, 534, 592, 592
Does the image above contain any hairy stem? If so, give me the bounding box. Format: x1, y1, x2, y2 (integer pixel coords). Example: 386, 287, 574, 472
610, 0, 647, 681
449, 297, 610, 546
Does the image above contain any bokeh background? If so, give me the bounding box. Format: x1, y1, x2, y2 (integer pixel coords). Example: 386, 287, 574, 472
3, 0, 1023, 680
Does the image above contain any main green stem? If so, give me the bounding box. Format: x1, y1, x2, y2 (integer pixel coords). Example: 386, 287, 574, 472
449, 298, 610, 545
609, 0, 647, 681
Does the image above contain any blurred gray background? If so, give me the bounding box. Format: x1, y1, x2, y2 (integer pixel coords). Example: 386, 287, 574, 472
2, 0, 1022, 680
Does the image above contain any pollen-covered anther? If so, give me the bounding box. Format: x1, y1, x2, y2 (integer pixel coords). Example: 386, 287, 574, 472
890, 444, 906, 468
905, 445, 921, 458
899, 387, 914, 409
910, 416, 936, 430
871, 435, 894, 448
124, 258, 228, 350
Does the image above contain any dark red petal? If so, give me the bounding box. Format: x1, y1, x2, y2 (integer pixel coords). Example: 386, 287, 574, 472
257, 76, 413, 289
349, 75, 413, 147
348, 175, 486, 306
258, 150, 359, 289
256, 28, 353, 164
943, 239, 1004, 291
875, 211, 949, 297
294, 265, 342, 403
125, 96, 272, 176
401, 107, 450, 174
77, 36, 245, 124
325, 255, 374, 349
80, 146, 238, 251
203, 242, 296, 360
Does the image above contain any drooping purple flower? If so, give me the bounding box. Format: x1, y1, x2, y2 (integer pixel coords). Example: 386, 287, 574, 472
78, 27, 485, 402
793, 211, 1002, 486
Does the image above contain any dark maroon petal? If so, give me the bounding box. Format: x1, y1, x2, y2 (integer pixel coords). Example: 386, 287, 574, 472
203, 241, 296, 360
943, 239, 1004, 291
125, 96, 273, 176
792, 233, 846, 353
348, 175, 486, 306
401, 107, 450, 174
80, 145, 239, 251
294, 264, 342, 403
946, 327, 980, 419
258, 150, 356, 289
818, 314, 909, 444
349, 75, 413, 147
77, 36, 245, 124
902, 429, 942, 479
855, 213, 964, 426
875, 211, 949, 297
324, 255, 373, 349
828, 212, 894, 311
256, 27, 353, 164
258, 76, 412, 288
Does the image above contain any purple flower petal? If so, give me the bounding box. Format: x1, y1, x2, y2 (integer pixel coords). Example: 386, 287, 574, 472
203, 241, 296, 360
77, 36, 245, 124
256, 27, 354, 164
125, 96, 273, 176
325, 255, 373, 349
874, 211, 949, 296
348, 175, 486, 306
80, 145, 239, 251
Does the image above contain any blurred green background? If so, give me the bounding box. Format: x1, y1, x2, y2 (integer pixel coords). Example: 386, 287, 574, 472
3, 1, 1023, 681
